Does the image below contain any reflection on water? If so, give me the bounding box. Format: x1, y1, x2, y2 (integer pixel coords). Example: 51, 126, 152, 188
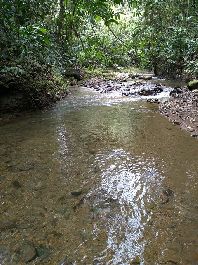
0, 87, 198, 265
88, 149, 164, 265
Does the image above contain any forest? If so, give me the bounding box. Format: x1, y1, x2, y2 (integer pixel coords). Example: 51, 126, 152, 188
0, 0, 198, 109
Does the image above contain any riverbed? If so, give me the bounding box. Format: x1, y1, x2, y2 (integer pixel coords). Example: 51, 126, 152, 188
0, 85, 198, 264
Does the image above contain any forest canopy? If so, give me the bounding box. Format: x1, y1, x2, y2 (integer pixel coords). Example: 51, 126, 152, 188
0, 0, 198, 79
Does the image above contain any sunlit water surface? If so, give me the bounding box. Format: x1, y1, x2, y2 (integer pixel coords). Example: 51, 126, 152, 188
0, 86, 198, 265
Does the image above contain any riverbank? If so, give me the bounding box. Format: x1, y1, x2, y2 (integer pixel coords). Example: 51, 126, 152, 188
0, 68, 68, 110
0, 62, 75, 127
159, 88, 198, 137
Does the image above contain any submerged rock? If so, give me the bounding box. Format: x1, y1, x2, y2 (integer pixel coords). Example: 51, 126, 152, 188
130, 256, 141, 264
162, 188, 174, 197
160, 187, 174, 204
71, 190, 82, 196
73, 196, 85, 211
0, 246, 12, 264
36, 245, 50, 259
20, 242, 37, 263
12, 180, 22, 189
0, 220, 17, 231
0, 175, 5, 182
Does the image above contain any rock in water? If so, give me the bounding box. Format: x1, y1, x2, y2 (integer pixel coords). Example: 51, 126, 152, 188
162, 188, 174, 197
0, 220, 17, 231
0, 176, 5, 182
71, 190, 82, 196
130, 256, 141, 264
36, 245, 50, 259
20, 242, 37, 263
12, 180, 21, 189
170, 87, 182, 97
160, 187, 174, 204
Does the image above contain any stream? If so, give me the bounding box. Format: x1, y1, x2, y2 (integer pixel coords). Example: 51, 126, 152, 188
0, 83, 198, 265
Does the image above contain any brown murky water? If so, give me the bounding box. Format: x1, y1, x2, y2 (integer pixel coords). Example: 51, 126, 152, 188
0, 86, 198, 265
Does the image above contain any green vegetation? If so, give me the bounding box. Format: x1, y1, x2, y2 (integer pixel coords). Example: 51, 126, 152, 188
0, 0, 197, 109
188, 79, 198, 90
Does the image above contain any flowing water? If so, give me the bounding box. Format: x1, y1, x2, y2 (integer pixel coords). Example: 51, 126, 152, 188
0, 85, 198, 265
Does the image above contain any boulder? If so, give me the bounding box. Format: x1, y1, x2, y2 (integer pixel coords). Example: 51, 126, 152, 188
187, 80, 198, 91
64, 68, 84, 81
170, 87, 182, 97
138, 89, 153, 96
138, 74, 153, 80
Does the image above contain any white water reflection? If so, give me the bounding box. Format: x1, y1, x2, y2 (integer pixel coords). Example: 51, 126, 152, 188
90, 149, 164, 264
56, 124, 69, 157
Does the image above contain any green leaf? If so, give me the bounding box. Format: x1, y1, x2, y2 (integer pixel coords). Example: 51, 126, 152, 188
38, 27, 47, 34
113, 0, 122, 4
95, 15, 102, 22
105, 19, 119, 26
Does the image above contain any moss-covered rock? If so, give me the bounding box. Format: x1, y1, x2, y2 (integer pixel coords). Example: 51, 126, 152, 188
64, 68, 84, 81
187, 80, 198, 91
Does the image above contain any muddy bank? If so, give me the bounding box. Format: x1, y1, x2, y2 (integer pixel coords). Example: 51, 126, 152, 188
160, 89, 198, 137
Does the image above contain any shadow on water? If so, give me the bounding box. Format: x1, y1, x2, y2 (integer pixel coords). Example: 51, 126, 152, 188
0, 86, 198, 264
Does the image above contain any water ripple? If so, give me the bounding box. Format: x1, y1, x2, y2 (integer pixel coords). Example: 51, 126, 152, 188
87, 149, 164, 264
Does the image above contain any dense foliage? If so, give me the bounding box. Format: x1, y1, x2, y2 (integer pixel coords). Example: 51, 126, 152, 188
0, 0, 197, 103
76, 0, 198, 78
136, 0, 198, 78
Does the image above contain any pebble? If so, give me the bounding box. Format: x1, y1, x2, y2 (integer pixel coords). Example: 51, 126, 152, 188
130, 256, 141, 264
12, 180, 22, 189
71, 190, 82, 196
20, 242, 37, 263
173, 121, 180, 125
36, 245, 50, 259
187, 126, 194, 132
0, 176, 5, 182
162, 188, 174, 197
0, 220, 17, 231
